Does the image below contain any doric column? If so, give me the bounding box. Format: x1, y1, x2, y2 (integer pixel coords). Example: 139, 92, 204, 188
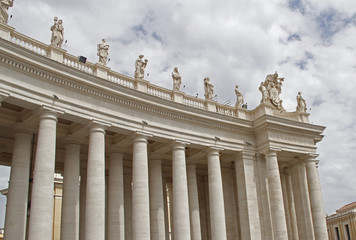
234, 152, 261, 240
85, 121, 109, 240
4, 126, 33, 240
281, 172, 293, 240
207, 148, 227, 240
124, 174, 132, 240
187, 164, 202, 240
305, 157, 328, 240
291, 163, 315, 240
108, 148, 125, 240
172, 141, 191, 240
286, 169, 299, 240
28, 107, 63, 240
60, 139, 81, 240
149, 159, 166, 240
265, 150, 288, 240
79, 166, 87, 240
132, 133, 151, 240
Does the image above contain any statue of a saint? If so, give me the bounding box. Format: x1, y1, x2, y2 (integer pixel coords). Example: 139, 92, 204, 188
50, 17, 64, 48
235, 85, 244, 107
97, 39, 109, 65
259, 82, 269, 103
0, 0, 13, 24
259, 72, 285, 111
296, 92, 307, 113
204, 77, 214, 100
172, 67, 181, 91
134, 55, 148, 79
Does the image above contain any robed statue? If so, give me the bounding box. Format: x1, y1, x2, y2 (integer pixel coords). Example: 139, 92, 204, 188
134, 55, 148, 79
0, 0, 13, 24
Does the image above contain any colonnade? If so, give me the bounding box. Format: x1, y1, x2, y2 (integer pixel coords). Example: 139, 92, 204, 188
2, 107, 328, 240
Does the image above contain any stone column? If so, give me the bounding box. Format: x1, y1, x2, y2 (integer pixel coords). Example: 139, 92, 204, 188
79, 166, 87, 240
286, 170, 299, 240
124, 174, 132, 240
60, 140, 81, 240
234, 152, 261, 240
207, 148, 227, 240
28, 107, 62, 240
305, 158, 328, 240
187, 164, 202, 240
4, 126, 33, 240
281, 172, 293, 240
108, 149, 125, 240
132, 133, 151, 240
172, 141, 191, 240
85, 122, 109, 240
292, 163, 315, 240
149, 159, 166, 240
265, 150, 288, 240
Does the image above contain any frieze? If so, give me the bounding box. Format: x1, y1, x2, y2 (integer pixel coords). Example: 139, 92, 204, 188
0, 55, 254, 136
268, 132, 314, 146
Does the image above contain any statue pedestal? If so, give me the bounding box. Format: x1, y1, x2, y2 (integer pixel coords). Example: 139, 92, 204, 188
172, 91, 184, 104
205, 99, 216, 112
94, 63, 111, 79
0, 22, 14, 40
134, 78, 149, 93
235, 108, 248, 119
47, 45, 67, 63
254, 103, 274, 119
298, 112, 310, 123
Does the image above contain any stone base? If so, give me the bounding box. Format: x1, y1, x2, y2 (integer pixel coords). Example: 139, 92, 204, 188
94, 63, 111, 79
0, 22, 14, 40
47, 45, 67, 63
172, 91, 184, 104
134, 78, 149, 92
205, 100, 216, 112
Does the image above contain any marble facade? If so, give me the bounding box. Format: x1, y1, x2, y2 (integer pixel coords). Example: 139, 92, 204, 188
0, 20, 329, 240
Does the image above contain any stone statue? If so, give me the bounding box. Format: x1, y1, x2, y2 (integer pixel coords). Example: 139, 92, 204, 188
259, 71, 285, 111
296, 92, 307, 113
204, 77, 214, 100
97, 39, 109, 65
134, 55, 148, 79
259, 82, 269, 104
172, 67, 181, 91
235, 85, 244, 107
0, 0, 13, 24
50, 17, 64, 48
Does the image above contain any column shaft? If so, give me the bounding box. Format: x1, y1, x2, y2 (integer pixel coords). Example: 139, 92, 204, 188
85, 124, 106, 240
4, 130, 32, 240
28, 110, 59, 240
61, 142, 81, 240
108, 152, 125, 240
306, 160, 328, 240
124, 174, 132, 240
149, 160, 166, 240
187, 164, 202, 240
79, 167, 87, 240
265, 151, 288, 240
172, 142, 191, 240
235, 154, 261, 240
208, 150, 227, 240
286, 172, 299, 240
132, 134, 150, 240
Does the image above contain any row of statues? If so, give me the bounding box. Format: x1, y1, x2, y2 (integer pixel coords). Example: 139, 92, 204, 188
0, 0, 13, 24
12, 12, 306, 114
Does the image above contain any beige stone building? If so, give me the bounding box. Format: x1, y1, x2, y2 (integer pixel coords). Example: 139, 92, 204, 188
0, 4, 329, 240
327, 202, 356, 240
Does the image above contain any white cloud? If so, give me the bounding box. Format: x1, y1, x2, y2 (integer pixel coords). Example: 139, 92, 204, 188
2, 0, 355, 219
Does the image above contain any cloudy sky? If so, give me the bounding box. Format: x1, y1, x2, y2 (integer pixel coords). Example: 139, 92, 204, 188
1, 0, 356, 228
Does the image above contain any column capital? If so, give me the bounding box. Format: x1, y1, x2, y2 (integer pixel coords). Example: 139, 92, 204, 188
0, 90, 10, 106
149, 153, 163, 160
207, 146, 224, 156
36, 105, 65, 121
63, 135, 84, 145
87, 119, 111, 133
172, 139, 190, 150
108, 145, 126, 155
132, 131, 153, 143
12, 123, 36, 134
306, 154, 319, 162
263, 149, 282, 158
